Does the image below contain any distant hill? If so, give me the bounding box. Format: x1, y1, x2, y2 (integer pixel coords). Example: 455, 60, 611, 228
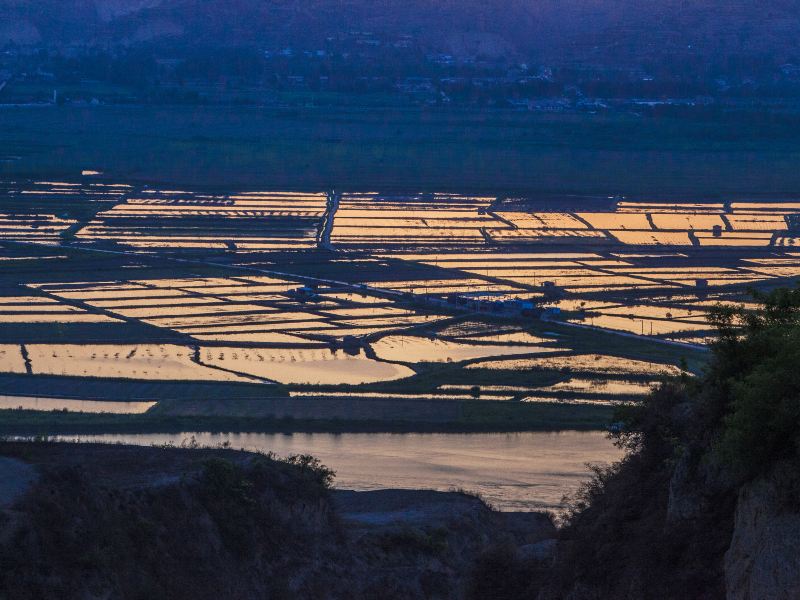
3, 0, 800, 66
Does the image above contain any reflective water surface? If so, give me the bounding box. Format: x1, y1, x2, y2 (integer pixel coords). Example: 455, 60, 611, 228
1, 395, 155, 414
61, 430, 623, 511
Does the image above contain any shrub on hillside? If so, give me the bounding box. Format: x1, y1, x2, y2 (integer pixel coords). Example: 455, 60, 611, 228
705, 287, 800, 477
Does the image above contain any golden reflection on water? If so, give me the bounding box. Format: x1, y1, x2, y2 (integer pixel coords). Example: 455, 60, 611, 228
23, 344, 252, 382
468, 354, 682, 376
6, 183, 800, 384
538, 378, 655, 396
61, 430, 623, 511
372, 335, 563, 364
0, 395, 154, 414
202, 347, 415, 385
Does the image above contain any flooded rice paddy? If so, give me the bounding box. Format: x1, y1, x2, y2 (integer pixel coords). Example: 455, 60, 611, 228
467, 354, 683, 376
22, 344, 253, 382
1, 395, 154, 414
372, 335, 562, 363
7, 179, 797, 507
2, 179, 800, 418
202, 347, 414, 385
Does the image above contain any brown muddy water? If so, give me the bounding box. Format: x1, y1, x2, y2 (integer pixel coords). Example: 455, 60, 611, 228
56, 430, 623, 511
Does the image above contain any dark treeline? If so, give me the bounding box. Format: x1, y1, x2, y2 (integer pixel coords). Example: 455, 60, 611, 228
6, 43, 800, 108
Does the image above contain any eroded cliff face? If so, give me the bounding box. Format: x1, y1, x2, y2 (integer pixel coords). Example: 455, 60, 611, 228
725, 467, 800, 600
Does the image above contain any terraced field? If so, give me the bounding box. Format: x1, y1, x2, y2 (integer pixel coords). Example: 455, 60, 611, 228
2, 178, 799, 428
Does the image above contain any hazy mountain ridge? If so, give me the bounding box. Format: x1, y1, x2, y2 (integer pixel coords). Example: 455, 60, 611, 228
3, 0, 800, 65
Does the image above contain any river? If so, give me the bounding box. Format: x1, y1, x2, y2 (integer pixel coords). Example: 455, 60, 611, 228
59, 430, 623, 511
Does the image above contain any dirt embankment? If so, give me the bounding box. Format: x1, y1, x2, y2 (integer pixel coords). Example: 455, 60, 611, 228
0, 442, 555, 599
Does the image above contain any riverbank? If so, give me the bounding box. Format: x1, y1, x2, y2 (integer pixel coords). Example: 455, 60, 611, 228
0, 398, 615, 436
41, 430, 622, 512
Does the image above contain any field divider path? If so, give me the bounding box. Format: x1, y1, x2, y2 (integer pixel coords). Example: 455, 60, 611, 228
720, 214, 733, 231
486, 211, 517, 231
551, 319, 709, 353
19, 344, 33, 375
569, 213, 595, 229
572, 258, 695, 290
28, 283, 195, 344
59, 184, 137, 242
132, 277, 282, 314
10, 239, 714, 355
190, 345, 277, 384
318, 189, 340, 251
10, 240, 402, 301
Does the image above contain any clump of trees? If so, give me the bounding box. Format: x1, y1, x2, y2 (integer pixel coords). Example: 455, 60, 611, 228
614, 285, 800, 484
706, 287, 800, 477
469, 286, 800, 599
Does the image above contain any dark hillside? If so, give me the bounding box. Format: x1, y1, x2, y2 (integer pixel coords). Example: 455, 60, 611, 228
3, 0, 800, 67
468, 287, 800, 599
0, 442, 555, 599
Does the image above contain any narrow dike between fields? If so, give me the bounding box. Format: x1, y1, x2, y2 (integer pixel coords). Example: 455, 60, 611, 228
318, 189, 340, 251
